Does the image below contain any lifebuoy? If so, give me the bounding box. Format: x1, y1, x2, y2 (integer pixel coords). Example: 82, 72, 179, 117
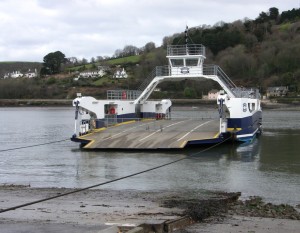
110, 107, 115, 114
122, 91, 127, 100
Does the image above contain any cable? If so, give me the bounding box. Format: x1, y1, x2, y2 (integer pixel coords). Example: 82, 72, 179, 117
0, 139, 70, 153
0, 136, 231, 214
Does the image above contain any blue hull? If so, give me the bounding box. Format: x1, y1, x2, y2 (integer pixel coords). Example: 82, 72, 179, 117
228, 110, 262, 143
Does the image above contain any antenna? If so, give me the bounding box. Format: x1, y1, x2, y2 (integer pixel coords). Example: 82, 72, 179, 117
185, 25, 189, 54
185, 25, 188, 45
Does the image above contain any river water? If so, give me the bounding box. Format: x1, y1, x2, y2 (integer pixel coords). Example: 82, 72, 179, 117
0, 107, 299, 206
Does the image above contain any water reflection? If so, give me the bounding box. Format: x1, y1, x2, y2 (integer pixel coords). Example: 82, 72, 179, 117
186, 138, 261, 163
229, 138, 261, 162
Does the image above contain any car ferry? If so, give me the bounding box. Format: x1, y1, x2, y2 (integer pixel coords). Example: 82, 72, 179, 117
71, 28, 262, 149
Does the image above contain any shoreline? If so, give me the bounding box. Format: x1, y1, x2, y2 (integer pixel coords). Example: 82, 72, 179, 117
0, 99, 72, 107
0, 186, 299, 232
0, 98, 300, 110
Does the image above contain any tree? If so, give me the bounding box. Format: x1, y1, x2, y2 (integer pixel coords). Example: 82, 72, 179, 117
144, 42, 156, 53
162, 36, 173, 48
123, 45, 139, 56
243, 34, 258, 51
114, 49, 123, 58
96, 56, 104, 62
184, 87, 197, 98
269, 7, 279, 21
81, 58, 88, 64
67, 57, 78, 64
41, 51, 66, 75
256, 11, 269, 23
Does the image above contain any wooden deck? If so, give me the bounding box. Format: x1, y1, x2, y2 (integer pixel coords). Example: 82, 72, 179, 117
78, 118, 220, 149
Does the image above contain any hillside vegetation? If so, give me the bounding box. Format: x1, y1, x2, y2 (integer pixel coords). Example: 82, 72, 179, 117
0, 7, 299, 100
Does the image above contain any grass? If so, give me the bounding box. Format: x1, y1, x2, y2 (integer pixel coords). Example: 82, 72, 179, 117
93, 76, 114, 86
107, 55, 141, 65
67, 63, 96, 72
66, 55, 141, 72
279, 22, 291, 31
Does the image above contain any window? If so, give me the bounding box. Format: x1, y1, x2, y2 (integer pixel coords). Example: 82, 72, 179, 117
171, 59, 184, 67
248, 103, 256, 112
186, 59, 198, 66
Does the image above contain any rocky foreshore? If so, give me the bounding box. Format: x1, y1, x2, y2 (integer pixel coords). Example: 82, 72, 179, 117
0, 186, 299, 232
229, 196, 300, 220
161, 192, 300, 222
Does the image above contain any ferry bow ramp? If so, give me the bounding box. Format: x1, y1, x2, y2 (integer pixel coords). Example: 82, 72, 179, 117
71, 27, 262, 149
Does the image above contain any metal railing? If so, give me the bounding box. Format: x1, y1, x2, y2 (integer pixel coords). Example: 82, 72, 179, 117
231, 88, 261, 99
167, 44, 206, 56
203, 65, 236, 89
107, 90, 142, 100
138, 66, 171, 91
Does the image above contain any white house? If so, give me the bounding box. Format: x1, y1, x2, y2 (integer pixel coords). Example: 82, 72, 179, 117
3, 69, 37, 79
10, 71, 23, 78
79, 66, 107, 79
79, 70, 106, 78
24, 69, 37, 78
113, 68, 128, 79
208, 89, 220, 99
266, 86, 288, 98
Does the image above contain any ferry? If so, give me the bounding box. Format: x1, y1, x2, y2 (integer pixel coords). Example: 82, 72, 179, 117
71, 27, 262, 149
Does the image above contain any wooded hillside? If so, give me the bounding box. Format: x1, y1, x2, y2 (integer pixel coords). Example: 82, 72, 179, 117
0, 7, 299, 100
165, 7, 300, 93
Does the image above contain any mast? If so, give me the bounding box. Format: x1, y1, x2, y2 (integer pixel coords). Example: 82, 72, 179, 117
185, 25, 188, 54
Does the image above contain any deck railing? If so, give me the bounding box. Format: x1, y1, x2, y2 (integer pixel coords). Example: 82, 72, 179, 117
167, 44, 206, 56
107, 90, 142, 100
138, 66, 171, 91
232, 88, 261, 99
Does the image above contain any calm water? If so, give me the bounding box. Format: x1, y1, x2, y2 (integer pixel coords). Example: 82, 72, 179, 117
0, 107, 299, 206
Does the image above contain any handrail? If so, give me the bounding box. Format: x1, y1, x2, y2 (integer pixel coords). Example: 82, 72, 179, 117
167, 44, 206, 56
107, 90, 142, 100
138, 66, 170, 91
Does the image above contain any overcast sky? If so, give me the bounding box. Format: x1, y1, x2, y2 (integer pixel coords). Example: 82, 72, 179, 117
0, 0, 298, 62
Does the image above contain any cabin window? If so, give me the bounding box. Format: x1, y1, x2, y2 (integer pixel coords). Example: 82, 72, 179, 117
186, 58, 198, 66
171, 59, 184, 67
248, 103, 256, 112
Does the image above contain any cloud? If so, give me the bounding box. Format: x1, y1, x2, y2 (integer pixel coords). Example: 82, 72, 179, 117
0, 0, 298, 61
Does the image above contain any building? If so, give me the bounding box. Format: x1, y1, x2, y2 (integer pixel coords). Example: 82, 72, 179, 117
78, 66, 107, 79
10, 71, 23, 78
208, 89, 220, 99
3, 69, 37, 79
266, 86, 288, 98
24, 69, 38, 78
113, 68, 128, 79
79, 70, 106, 78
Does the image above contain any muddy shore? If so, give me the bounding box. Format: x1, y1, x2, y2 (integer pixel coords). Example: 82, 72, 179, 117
0, 186, 299, 232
